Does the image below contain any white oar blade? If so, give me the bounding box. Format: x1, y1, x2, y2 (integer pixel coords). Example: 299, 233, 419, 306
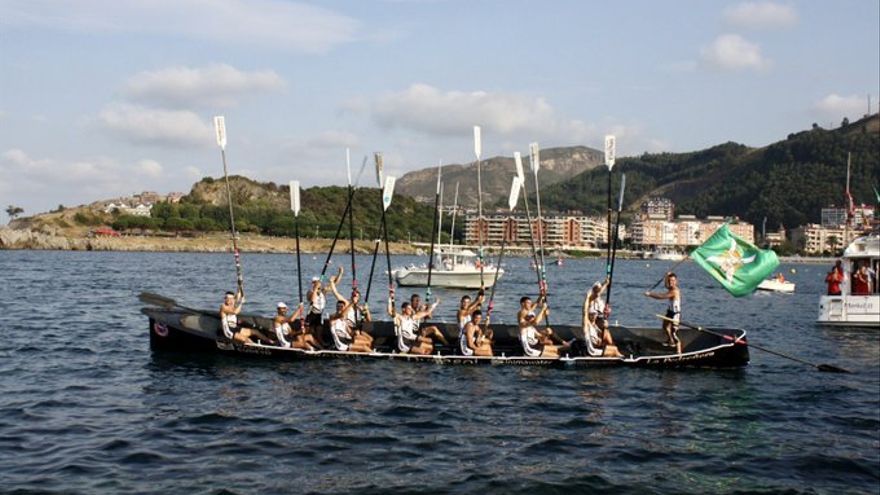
383, 176, 396, 211
436, 161, 443, 194
617, 173, 626, 210
374, 152, 384, 186
473, 126, 482, 159
529, 142, 540, 173
289, 180, 301, 216
514, 152, 525, 182
346, 148, 352, 186
508, 176, 522, 211
604, 135, 616, 170
213, 116, 227, 150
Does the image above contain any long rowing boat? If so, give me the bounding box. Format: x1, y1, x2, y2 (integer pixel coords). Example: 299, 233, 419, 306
142, 298, 749, 369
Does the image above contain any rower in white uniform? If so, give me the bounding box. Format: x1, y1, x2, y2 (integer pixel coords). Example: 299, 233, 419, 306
306, 266, 344, 342
388, 296, 447, 355
456, 288, 485, 346
517, 293, 566, 358
460, 310, 492, 357
219, 290, 273, 345
582, 278, 622, 357
645, 272, 682, 354
329, 278, 373, 347
273, 302, 319, 351
328, 298, 372, 353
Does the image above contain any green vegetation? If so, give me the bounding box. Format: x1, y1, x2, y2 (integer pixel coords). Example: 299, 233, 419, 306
540, 115, 880, 229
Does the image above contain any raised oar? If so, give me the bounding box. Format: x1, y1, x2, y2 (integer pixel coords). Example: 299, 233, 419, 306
474, 125, 485, 288
515, 152, 543, 290
364, 154, 385, 306
318, 155, 368, 281
448, 182, 459, 253
426, 163, 442, 305
213, 116, 244, 296
604, 135, 616, 271
606, 173, 626, 306
345, 150, 360, 321
656, 315, 851, 373
530, 142, 548, 295
485, 176, 522, 327
381, 172, 397, 307
290, 180, 304, 326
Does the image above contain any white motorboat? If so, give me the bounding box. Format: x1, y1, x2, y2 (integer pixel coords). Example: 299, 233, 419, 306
816, 234, 879, 328
650, 246, 687, 261
757, 275, 796, 293
393, 248, 502, 289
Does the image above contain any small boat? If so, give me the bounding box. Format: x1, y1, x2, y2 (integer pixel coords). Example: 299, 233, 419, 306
757, 274, 795, 293
650, 246, 687, 261
817, 234, 880, 328
393, 248, 503, 289
142, 296, 750, 369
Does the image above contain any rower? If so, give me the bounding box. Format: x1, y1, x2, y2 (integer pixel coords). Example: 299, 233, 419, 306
644, 272, 682, 354
219, 290, 274, 345
388, 296, 448, 355
582, 279, 622, 357
460, 310, 493, 357
517, 294, 567, 358
307, 266, 343, 343
273, 302, 319, 351
328, 299, 372, 353
456, 288, 485, 340
329, 278, 373, 347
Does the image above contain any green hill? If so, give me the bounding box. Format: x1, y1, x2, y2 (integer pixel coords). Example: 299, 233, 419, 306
539, 114, 880, 229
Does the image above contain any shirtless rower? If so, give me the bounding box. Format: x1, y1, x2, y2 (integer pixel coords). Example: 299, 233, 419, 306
219, 290, 274, 345
460, 310, 493, 357
273, 302, 319, 351
517, 294, 567, 358
645, 272, 682, 354
583, 278, 622, 357
328, 299, 372, 353
388, 296, 448, 355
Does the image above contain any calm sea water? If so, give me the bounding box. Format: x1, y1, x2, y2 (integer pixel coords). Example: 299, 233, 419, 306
0, 250, 877, 495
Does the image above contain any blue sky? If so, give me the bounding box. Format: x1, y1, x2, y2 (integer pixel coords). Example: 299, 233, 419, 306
1, 0, 878, 218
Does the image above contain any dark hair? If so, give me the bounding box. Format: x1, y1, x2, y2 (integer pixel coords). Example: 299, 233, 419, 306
225, 291, 235, 297
401, 302, 411, 310
472, 310, 482, 317
667, 273, 677, 279
410, 294, 420, 300
520, 296, 530, 304
460, 295, 471, 303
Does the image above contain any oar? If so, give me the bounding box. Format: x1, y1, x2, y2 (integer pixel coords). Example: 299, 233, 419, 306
530, 142, 547, 294
364, 154, 385, 305
213, 116, 244, 296
604, 135, 615, 274
656, 315, 851, 373
425, 162, 442, 305
606, 173, 626, 306
515, 152, 543, 292
290, 180, 304, 326
648, 257, 690, 290
474, 125, 485, 288
447, 181, 459, 253
380, 168, 397, 308
318, 154, 368, 281
485, 176, 522, 327
139, 292, 209, 315
345, 150, 360, 321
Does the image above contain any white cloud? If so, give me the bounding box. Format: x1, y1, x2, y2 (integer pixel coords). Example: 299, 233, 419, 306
724, 2, 798, 29
0, 0, 360, 54
813, 94, 867, 120
125, 64, 285, 108
700, 34, 770, 71
137, 159, 164, 177
363, 83, 597, 143
98, 103, 213, 148
306, 130, 361, 149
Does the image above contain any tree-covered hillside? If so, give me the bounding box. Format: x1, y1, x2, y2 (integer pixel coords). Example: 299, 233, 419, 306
539, 115, 879, 229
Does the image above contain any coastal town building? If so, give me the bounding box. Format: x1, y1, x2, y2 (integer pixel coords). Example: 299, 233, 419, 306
641, 197, 675, 221
464, 213, 609, 248
629, 211, 755, 248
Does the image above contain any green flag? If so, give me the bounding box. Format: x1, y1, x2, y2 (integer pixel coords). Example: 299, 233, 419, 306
690, 223, 779, 297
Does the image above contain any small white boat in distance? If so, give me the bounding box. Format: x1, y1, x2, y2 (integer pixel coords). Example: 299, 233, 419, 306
393, 248, 503, 289
817, 234, 880, 328
757, 274, 795, 293
651, 246, 687, 261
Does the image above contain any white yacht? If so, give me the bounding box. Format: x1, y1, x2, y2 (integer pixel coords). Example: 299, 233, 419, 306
393, 248, 502, 289
816, 234, 879, 328
650, 246, 687, 261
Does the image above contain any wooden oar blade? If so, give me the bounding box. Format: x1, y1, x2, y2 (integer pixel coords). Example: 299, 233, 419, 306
374, 152, 384, 186
289, 180, 301, 216
214, 116, 227, 150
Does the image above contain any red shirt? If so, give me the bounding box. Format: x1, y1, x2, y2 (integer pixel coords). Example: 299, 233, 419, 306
826, 269, 843, 295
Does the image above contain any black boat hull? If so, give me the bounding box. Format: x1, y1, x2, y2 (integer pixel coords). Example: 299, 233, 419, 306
143, 306, 749, 369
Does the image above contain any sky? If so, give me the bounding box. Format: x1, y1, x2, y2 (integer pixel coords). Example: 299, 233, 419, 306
1, 0, 878, 219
